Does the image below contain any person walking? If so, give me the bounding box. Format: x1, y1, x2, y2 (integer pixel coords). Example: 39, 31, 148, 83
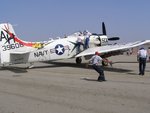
137, 47, 148, 75
89, 51, 108, 82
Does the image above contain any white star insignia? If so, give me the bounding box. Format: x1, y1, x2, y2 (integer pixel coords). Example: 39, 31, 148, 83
56, 45, 64, 54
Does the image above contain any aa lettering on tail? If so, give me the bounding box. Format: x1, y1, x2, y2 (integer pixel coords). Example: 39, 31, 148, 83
0, 31, 15, 44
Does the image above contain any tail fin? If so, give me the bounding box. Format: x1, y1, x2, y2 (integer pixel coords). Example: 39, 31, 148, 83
0, 23, 34, 47
0, 23, 25, 65
0, 23, 44, 49
0, 23, 46, 65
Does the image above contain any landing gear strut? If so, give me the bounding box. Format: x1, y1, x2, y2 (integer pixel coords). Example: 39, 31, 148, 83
76, 57, 82, 64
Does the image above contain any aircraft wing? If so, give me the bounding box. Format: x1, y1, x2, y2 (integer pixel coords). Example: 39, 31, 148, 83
75, 40, 150, 58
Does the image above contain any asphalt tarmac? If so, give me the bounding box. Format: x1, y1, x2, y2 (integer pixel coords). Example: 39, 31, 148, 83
0, 55, 150, 113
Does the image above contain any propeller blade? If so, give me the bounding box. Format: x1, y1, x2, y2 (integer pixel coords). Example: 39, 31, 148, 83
102, 22, 106, 35
108, 37, 120, 41
92, 22, 120, 43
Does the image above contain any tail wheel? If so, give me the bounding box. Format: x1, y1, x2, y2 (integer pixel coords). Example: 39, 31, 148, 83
102, 59, 108, 66
76, 57, 82, 64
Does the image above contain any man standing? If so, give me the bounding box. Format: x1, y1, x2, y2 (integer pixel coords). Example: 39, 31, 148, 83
137, 47, 148, 75
84, 35, 90, 49
76, 36, 83, 54
89, 51, 107, 82
83, 30, 91, 49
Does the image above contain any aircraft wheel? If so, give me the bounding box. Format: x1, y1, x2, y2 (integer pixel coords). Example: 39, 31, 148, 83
76, 57, 82, 64
102, 59, 108, 66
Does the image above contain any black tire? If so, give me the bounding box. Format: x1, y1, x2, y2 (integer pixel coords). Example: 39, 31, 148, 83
76, 57, 82, 64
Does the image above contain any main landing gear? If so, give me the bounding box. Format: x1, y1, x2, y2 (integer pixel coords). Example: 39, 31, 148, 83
76, 57, 112, 66
76, 57, 82, 64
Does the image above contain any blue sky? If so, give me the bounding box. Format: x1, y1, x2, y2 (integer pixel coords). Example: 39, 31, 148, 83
1, 0, 150, 42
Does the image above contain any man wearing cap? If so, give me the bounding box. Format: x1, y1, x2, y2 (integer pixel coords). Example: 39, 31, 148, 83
137, 47, 148, 75
89, 51, 107, 82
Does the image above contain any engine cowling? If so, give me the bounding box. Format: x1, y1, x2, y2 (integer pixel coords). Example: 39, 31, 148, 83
89, 34, 108, 47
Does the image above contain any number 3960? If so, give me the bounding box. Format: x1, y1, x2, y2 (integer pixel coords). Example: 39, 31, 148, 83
2, 43, 24, 51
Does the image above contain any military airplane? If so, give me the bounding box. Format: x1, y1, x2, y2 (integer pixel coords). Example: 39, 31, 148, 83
0, 22, 150, 68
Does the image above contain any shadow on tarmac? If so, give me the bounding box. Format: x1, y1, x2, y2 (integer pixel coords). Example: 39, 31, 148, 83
0, 61, 137, 74
0, 66, 28, 73
36, 61, 133, 73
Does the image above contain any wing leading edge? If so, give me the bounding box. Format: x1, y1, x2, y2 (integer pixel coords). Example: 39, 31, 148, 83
75, 40, 150, 58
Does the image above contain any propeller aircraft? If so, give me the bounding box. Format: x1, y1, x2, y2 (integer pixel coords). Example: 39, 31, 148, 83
0, 22, 150, 68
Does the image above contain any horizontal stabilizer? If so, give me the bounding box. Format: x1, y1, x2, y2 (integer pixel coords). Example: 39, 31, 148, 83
10, 51, 30, 55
